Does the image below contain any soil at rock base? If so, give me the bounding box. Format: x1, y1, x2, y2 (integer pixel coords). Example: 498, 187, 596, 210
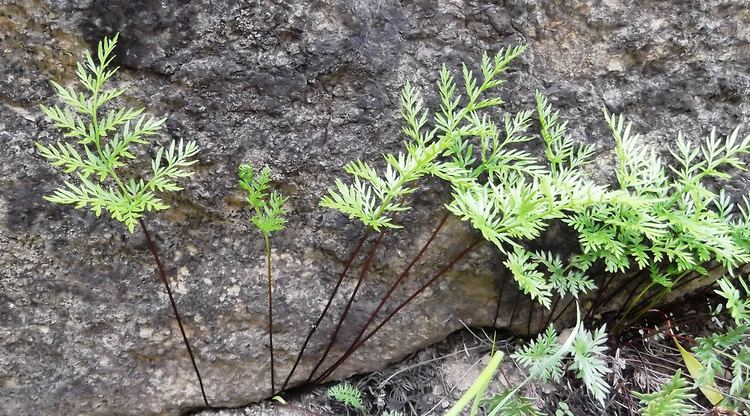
198, 292, 734, 416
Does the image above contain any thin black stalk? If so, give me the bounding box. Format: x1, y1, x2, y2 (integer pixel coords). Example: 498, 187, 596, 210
139, 219, 209, 407
263, 234, 276, 395
596, 269, 648, 315
492, 273, 510, 328
508, 290, 522, 330
551, 296, 575, 323
323, 212, 450, 379
307, 231, 386, 382
543, 294, 561, 329
526, 299, 535, 335
280, 231, 369, 391
314, 239, 481, 383
610, 271, 652, 321
584, 272, 618, 322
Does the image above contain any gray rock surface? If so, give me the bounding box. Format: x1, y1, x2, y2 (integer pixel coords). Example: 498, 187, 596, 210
1, 0, 749, 415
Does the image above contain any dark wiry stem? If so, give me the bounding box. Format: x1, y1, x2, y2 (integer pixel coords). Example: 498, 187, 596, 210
492, 273, 510, 328
314, 239, 480, 383
526, 298, 535, 334
264, 234, 276, 395
551, 296, 574, 323
543, 294, 561, 329
584, 272, 618, 322
139, 219, 209, 406
322, 213, 450, 380
280, 232, 369, 391
508, 290, 522, 332
307, 232, 386, 382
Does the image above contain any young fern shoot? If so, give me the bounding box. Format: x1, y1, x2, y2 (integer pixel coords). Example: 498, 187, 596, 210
36, 35, 207, 405
238, 164, 288, 395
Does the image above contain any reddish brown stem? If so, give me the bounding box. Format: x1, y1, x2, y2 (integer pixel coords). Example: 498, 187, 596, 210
320, 212, 450, 380
263, 234, 275, 395
139, 219, 209, 407
314, 239, 480, 383
280, 231, 370, 391
307, 231, 386, 382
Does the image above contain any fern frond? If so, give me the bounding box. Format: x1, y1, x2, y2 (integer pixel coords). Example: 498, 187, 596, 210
328, 383, 364, 411
238, 164, 288, 236
570, 325, 611, 404
634, 370, 696, 416
37, 34, 198, 232
512, 325, 564, 382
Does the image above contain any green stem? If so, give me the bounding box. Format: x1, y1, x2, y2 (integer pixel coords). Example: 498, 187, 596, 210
90, 68, 129, 197
445, 351, 504, 416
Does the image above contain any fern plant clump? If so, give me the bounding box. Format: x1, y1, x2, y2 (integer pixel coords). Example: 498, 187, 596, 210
36, 34, 208, 405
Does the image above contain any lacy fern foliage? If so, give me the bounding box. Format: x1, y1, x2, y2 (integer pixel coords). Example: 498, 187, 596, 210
512, 324, 610, 404
321, 46, 526, 231
238, 164, 288, 236
37, 34, 199, 232
328, 383, 365, 411
634, 370, 696, 416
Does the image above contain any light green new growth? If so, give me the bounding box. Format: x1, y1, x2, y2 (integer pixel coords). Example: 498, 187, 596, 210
485, 390, 542, 416
446, 91, 650, 307
512, 324, 611, 404
566, 111, 750, 280
569, 325, 611, 404
238, 164, 288, 236
691, 275, 750, 410
320, 46, 526, 231
37, 34, 199, 232
512, 326, 564, 382
328, 383, 365, 411
634, 370, 696, 416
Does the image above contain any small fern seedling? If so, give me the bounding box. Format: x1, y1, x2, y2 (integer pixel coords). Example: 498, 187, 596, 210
634, 370, 696, 416
691, 275, 750, 411
36, 35, 207, 405
512, 324, 611, 405
238, 164, 288, 395
328, 383, 365, 414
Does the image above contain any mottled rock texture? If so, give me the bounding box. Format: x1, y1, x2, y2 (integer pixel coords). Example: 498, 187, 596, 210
1, 0, 749, 415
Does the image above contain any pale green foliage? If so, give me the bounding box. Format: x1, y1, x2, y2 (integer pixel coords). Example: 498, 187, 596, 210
535, 92, 595, 177
634, 370, 696, 416
504, 249, 594, 308
328, 383, 364, 411
447, 91, 649, 306
512, 326, 564, 382
445, 90, 620, 252
512, 324, 610, 405
321, 46, 526, 231
569, 325, 611, 404
238, 164, 288, 236
485, 390, 542, 416
565, 111, 750, 281
692, 275, 750, 410
716, 276, 750, 326
37, 34, 198, 232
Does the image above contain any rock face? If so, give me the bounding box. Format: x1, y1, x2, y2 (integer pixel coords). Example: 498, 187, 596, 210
1, 1, 749, 415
